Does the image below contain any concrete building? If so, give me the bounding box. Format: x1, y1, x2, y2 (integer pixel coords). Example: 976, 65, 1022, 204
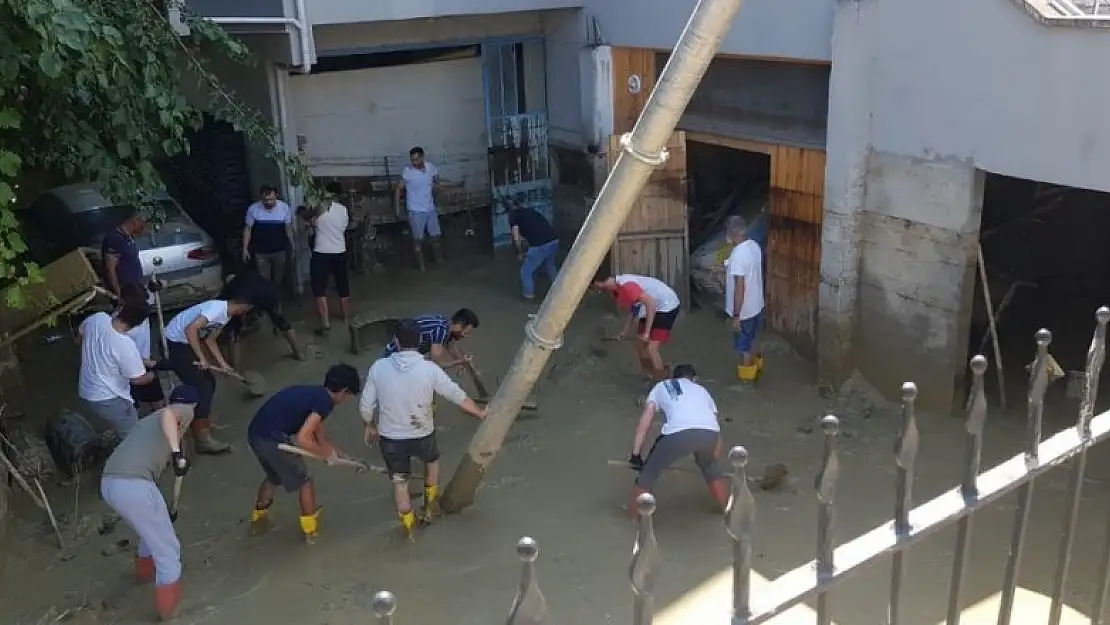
182, 0, 1110, 411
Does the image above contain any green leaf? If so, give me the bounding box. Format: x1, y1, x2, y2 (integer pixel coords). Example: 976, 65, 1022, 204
38, 50, 63, 78
0, 108, 21, 129
0, 151, 21, 177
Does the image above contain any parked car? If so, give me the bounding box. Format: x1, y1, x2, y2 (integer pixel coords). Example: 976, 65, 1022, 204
19, 183, 224, 311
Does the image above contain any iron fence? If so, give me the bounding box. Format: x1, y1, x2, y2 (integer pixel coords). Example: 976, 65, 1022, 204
370, 307, 1110, 625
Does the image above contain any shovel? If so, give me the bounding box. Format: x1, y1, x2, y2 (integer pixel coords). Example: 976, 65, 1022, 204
168, 476, 182, 523
195, 362, 267, 397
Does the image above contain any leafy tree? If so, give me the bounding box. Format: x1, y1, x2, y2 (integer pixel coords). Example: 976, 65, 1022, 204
0, 0, 319, 306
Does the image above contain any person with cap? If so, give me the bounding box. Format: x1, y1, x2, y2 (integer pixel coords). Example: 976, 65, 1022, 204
626, 364, 728, 516
246, 364, 362, 542
591, 269, 681, 384
99, 385, 200, 621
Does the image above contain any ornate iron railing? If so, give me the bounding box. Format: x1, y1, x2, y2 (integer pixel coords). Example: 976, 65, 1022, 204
370, 308, 1110, 625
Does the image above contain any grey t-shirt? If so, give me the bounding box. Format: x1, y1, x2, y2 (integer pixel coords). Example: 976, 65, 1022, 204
103, 404, 195, 481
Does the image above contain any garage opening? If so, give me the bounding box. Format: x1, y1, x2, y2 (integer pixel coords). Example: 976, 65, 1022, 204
687, 139, 770, 312
972, 173, 1110, 416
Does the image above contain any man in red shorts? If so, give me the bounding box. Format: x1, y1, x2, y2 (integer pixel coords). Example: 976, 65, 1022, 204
592, 269, 680, 384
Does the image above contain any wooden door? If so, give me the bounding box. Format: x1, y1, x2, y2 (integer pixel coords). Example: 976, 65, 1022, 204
607, 132, 690, 309
767, 146, 825, 357
610, 48, 657, 135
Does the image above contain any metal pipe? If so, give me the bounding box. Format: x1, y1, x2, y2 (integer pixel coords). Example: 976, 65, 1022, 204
208, 12, 313, 73
438, 0, 747, 512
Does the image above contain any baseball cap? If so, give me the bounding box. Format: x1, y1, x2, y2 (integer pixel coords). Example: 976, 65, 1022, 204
169, 385, 201, 405
615, 282, 644, 312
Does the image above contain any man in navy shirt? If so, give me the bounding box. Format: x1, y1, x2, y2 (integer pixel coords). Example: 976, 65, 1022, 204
382, 308, 479, 370
247, 364, 361, 542
102, 210, 147, 297
507, 201, 559, 300
220, 269, 303, 363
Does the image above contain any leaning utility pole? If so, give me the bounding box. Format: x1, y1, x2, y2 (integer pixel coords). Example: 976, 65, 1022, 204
440, 0, 748, 512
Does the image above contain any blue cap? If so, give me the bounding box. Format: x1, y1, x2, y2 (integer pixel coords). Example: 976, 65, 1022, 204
169, 385, 201, 405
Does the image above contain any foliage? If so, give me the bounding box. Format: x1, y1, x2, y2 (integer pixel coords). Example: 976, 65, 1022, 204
0, 0, 320, 307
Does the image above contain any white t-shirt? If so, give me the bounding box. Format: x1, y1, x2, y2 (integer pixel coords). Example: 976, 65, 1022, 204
164, 300, 231, 344
616, 274, 680, 313
725, 240, 765, 320
78, 313, 147, 403
646, 378, 720, 435
125, 318, 152, 360
402, 163, 438, 213
244, 200, 292, 226
313, 202, 349, 254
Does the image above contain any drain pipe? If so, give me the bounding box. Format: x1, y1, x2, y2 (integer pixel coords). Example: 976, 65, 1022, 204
440, 0, 748, 513
209, 13, 314, 73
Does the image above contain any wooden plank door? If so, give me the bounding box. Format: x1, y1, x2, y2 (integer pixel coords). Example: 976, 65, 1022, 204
607, 132, 690, 309
766, 146, 825, 357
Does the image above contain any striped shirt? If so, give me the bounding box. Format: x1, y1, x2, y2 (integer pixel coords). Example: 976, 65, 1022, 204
384, 314, 453, 356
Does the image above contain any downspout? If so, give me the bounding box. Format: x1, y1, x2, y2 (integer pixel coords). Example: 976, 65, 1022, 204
208, 14, 314, 73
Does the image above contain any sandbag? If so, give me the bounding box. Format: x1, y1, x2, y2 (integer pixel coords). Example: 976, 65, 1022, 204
43, 410, 115, 478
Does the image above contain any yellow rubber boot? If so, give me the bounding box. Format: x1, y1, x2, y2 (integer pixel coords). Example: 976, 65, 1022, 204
737, 364, 758, 384
249, 506, 270, 535
398, 510, 417, 542
755, 356, 765, 374
420, 485, 441, 522
299, 509, 320, 543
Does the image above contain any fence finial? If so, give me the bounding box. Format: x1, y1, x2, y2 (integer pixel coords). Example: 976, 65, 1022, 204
372, 590, 397, 624
1079, 308, 1110, 439
507, 537, 548, 625
1026, 329, 1052, 465
889, 384, 919, 625
726, 446, 755, 622
630, 492, 661, 625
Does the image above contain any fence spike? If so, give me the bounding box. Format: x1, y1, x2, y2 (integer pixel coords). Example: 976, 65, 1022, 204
999, 329, 1052, 625
946, 355, 989, 625
889, 383, 919, 625
507, 537, 548, 625
815, 415, 840, 625
726, 446, 755, 624
630, 492, 661, 625
372, 590, 397, 624
1079, 307, 1110, 440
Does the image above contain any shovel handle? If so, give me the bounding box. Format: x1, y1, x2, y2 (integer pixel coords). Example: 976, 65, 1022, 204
277, 443, 378, 473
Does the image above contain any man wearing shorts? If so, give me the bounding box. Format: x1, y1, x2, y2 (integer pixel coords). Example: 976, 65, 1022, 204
724, 216, 765, 383
247, 364, 362, 542
78, 301, 156, 438
592, 269, 681, 383
627, 364, 728, 515
360, 319, 486, 540
100, 385, 198, 620
395, 146, 441, 271
382, 308, 480, 371
309, 181, 351, 335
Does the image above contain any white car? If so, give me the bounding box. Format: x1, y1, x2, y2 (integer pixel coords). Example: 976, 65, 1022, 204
20, 183, 224, 311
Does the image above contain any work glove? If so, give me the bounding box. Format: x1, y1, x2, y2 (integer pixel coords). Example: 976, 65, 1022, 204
171, 451, 190, 477
148, 279, 164, 293
628, 453, 645, 472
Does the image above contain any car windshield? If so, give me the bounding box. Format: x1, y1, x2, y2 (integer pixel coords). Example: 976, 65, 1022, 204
72, 199, 185, 246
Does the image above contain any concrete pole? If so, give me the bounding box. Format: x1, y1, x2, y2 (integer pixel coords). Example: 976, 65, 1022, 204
440, 0, 748, 512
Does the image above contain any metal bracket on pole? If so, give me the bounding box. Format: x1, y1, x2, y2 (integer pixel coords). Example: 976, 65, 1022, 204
619, 133, 670, 168
525, 320, 562, 352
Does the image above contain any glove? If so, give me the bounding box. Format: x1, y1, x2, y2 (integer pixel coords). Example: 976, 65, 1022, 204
628, 453, 645, 472
148, 279, 164, 293
171, 451, 190, 477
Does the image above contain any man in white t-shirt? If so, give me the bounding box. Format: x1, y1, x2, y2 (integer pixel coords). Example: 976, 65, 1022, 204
163, 296, 252, 454
78, 302, 156, 438
395, 146, 442, 271
592, 269, 681, 383
625, 364, 727, 515
309, 181, 352, 335
724, 215, 765, 383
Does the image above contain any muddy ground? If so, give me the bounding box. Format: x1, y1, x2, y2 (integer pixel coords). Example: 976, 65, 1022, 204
3, 250, 1110, 625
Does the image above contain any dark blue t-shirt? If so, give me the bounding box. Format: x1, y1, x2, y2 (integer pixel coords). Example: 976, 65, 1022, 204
102, 228, 143, 288
247, 385, 334, 442
508, 208, 556, 247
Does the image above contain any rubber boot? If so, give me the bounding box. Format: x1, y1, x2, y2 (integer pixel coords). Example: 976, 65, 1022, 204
707, 478, 730, 512
249, 505, 271, 535
299, 509, 320, 543
134, 556, 155, 584
191, 420, 231, 454
736, 364, 758, 384
398, 510, 417, 541
419, 485, 441, 523
154, 580, 182, 621
627, 485, 650, 520
283, 330, 304, 360
754, 355, 765, 375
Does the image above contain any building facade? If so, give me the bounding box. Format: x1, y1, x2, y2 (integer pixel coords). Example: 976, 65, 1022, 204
184, 0, 1110, 411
